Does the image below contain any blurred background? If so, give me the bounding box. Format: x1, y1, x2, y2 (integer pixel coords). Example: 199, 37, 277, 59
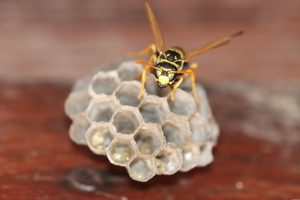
0, 0, 299, 83
1, 1, 300, 199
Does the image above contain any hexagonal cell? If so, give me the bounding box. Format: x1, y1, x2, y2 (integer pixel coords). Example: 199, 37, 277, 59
86, 96, 118, 123
197, 86, 213, 118
65, 90, 91, 119
69, 114, 90, 145
206, 118, 220, 144
198, 141, 214, 167
112, 106, 143, 135
107, 135, 137, 166
85, 123, 116, 155
179, 76, 193, 92
162, 114, 191, 145
128, 157, 155, 182
144, 73, 158, 96
189, 113, 209, 145
139, 96, 169, 124
117, 61, 143, 81
180, 141, 201, 172
168, 89, 197, 117
154, 144, 182, 175
134, 123, 165, 156
114, 81, 142, 107
72, 75, 91, 91
89, 71, 120, 96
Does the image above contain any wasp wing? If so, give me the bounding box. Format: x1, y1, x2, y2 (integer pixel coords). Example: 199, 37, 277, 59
145, 2, 165, 51
186, 31, 244, 60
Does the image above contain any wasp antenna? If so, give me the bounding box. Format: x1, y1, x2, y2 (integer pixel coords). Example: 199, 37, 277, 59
186, 30, 244, 60
145, 1, 165, 51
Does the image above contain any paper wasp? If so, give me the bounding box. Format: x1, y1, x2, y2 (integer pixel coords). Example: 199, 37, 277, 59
133, 2, 243, 105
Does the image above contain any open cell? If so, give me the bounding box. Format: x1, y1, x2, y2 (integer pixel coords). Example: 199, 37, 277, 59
189, 113, 208, 145
144, 73, 158, 96
128, 157, 155, 182
198, 142, 214, 167
206, 118, 220, 143
114, 81, 142, 107
168, 89, 196, 117
89, 71, 120, 95
86, 123, 115, 155
86, 97, 118, 123
197, 86, 212, 118
69, 114, 90, 145
134, 123, 165, 156
112, 107, 142, 134
162, 114, 191, 145
155, 144, 182, 175
117, 61, 143, 81
139, 96, 169, 124
107, 135, 137, 166
181, 141, 201, 172
179, 76, 193, 92
65, 90, 91, 119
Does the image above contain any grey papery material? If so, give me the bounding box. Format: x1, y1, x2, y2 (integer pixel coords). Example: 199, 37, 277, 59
65, 60, 219, 182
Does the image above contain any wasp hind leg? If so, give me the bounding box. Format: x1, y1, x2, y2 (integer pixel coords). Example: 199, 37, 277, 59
168, 77, 184, 102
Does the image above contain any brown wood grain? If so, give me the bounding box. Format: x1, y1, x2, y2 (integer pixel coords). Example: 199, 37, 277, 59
0, 82, 299, 200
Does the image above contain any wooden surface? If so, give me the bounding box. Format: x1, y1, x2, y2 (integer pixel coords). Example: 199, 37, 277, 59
0, 0, 300, 199
0, 82, 300, 200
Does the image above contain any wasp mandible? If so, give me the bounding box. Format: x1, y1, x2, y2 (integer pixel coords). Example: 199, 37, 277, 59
132, 2, 243, 105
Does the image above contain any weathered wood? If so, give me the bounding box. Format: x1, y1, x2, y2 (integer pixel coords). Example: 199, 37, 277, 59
0, 82, 299, 200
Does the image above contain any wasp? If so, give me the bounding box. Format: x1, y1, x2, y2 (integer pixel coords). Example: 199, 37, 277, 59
132, 2, 243, 105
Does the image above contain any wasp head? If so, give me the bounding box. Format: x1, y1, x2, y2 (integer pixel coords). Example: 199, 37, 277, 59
154, 68, 176, 88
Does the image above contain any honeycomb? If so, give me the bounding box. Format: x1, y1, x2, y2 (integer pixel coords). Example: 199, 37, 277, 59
65, 60, 220, 182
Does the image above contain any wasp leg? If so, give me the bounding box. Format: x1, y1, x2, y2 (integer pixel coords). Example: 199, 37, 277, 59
128, 44, 156, 58
189, 63, 201, 106
190, 62, 198, 71
168, 77, 184, 102
173, 69, 200, 106
138, 67, 151, 99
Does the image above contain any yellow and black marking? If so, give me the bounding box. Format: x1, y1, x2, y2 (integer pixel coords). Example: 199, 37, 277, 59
132, 2, 243, 105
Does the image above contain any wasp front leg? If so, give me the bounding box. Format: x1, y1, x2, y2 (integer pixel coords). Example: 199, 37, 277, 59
183, 68, 201, 106
170, 67, 201, 106
138, 67, 151, 99
168, 77, 184, 102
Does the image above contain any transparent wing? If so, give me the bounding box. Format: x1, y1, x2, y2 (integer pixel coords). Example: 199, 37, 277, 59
186, 31, 244, 60
145, 2, 165, 51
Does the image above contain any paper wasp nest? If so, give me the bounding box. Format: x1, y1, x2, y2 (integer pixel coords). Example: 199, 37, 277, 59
65, 60, 219, 182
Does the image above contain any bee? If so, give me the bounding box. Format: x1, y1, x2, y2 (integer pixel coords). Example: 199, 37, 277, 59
133, 2, 243, 105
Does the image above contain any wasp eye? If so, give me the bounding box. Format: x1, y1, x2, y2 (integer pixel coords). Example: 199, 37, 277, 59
168, 73, 175, 81
155, 69, 162, 78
